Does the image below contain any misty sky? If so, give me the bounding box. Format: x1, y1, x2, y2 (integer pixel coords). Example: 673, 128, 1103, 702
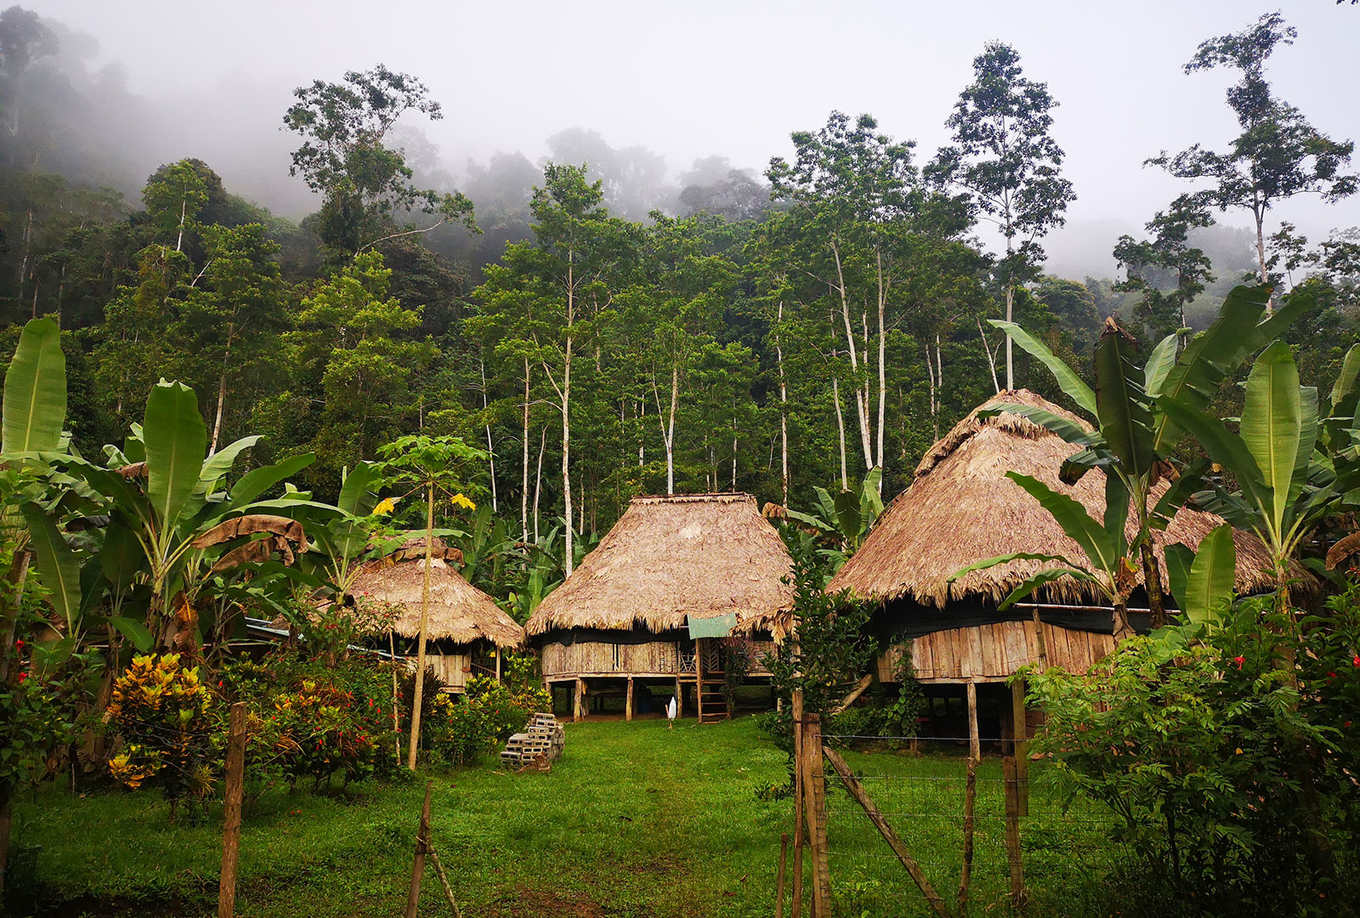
26, 0, 1360, 278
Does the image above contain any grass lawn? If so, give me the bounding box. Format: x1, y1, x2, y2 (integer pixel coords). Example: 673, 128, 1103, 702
12, 717, 1122, 918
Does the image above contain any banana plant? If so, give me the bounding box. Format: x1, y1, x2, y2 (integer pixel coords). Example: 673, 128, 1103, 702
1159, 341, 1357, 611
987, 284, 1308, 625
1164, 523, 1237, 630
770, 468, 884, 571
28, 380, 336, 650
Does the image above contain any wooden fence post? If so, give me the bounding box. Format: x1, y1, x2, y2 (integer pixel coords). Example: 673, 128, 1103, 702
966, 681, 980, 761
803, 714, 831, 917
217, 701, 247, 918
956, 755, 977, 916
1003, 757, 1025, 911
404, 781, 433, 918
1010, 679, 1029, 817
791, 690, 804, 918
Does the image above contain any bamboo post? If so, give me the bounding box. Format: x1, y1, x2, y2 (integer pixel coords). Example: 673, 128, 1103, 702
404, 781, 433, 918
776, 832, 789, 918
803, 714, 831, 917
573, 677, 584, 723
1010, 679, 1029, 817
217, 701, 247, 918
956, 756, 977, 916
1003, 757, 1026, 911
823, 746, 955, 918
626, 676, 634, 722
966, 681, 980, 761
792, 689, 804, 918
495, 648, 502, 684
675, 676, 683, 718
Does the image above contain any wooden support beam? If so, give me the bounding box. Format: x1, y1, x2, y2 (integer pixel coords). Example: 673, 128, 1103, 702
675, 676, 683, 718
966, 680, 980, 761
823, 746, 955, 918
573, 678, 584, 723
626, 676, 634, 721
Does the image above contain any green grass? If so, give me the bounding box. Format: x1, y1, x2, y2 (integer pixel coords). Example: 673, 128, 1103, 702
13, 718, 1123, 917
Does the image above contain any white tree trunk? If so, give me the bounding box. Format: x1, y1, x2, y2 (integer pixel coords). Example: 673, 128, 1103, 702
1004, 283, 1015, 390
831, 243, 874, 470
776, 302, 789, 507
832, 375, 849, 491
521, 359, 530, 542
875, 250, 887, 484
533, 426, 546, 543
481, 358, 497, 513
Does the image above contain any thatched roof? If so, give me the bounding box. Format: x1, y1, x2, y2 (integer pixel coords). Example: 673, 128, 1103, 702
525, 493, 795, 640
828, 389, 1285, 607
351, 554, 524, 649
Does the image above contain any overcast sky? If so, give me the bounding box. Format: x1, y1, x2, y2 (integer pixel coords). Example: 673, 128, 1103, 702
26, 0, 1360, 277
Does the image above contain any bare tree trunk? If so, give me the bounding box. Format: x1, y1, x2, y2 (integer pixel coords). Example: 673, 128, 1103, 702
977, 317, 1002, 394
562, 254, 576, 575
176, 198, 187, 253
533, 426, 546, 543
831, 244, 874, 469
832, 375, 849, 491
521, 359, 530, 542
776, 303, 789, 507
926, 343, 938, 442
481, 359, 497, 513
1004, 283, 1015, 390
934, 335, 943, 440
875, 250, 887, 484
209, 322, 237, 456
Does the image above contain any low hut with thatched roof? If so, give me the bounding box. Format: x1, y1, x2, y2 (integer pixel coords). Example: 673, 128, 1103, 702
351, 541, 525, 693
828, 389, 1283, 744
526, 493, 794, 723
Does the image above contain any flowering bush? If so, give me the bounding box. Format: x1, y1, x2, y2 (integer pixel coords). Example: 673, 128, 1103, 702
1027, 588, 1360, 916
423, 676, 551, 766
107, 654, 216, 819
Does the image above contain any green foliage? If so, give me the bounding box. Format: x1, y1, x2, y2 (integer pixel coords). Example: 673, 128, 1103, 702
763, 539, 877, 723
1026, 590, 1360, 914
421, 675, 550, 767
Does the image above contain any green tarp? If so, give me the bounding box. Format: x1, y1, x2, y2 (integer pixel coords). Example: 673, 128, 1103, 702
686, 613, 738, 639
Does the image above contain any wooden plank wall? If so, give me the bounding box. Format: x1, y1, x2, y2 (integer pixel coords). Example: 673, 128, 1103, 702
430, 652, 469, 692
877, 621, 1115, 682
541, 639, 779, 678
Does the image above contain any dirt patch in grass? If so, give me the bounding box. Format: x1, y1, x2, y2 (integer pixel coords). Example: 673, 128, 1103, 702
487, 883, 608, 918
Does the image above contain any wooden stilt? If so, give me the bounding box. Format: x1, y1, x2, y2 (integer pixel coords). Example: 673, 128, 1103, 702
675, 676, 683, 718
626, 677, 635, 722
803, 714, 831, 917
966, 681, 980, 761
1011, 678, 1030, 817
696, 639, 705, 725
573, 678, 584, 723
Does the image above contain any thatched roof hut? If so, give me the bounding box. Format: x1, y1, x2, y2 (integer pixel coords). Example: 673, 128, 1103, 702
527, 493, 794, 723
526, 493, 795, 641
351, 553, 524, 650
829, 389, 1280, 607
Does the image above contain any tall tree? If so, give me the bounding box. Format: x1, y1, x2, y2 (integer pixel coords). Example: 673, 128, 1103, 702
283, 64, 475, 257
1113, 194, 1216, 341
931, 42, 1075, 390
1148, 13, 1356, 292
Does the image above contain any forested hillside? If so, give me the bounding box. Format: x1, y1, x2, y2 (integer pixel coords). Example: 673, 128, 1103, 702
1, 5, 1356, 545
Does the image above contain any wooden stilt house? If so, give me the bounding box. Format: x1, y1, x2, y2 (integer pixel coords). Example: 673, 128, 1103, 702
351, 542, 525, 693
827, 389, 1284, 743
525, 493, 794, 723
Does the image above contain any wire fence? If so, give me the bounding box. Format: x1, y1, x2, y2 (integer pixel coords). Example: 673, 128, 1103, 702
819, 734, 1132, 916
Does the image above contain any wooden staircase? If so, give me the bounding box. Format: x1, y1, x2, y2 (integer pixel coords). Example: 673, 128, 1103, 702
695, 638, 730, 725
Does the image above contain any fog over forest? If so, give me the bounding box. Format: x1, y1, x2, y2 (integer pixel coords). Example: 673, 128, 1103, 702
17, 0, 1360, 279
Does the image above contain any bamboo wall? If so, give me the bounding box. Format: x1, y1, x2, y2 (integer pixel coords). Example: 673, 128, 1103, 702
877, 621, 1114, 683
541, 639, 777, 678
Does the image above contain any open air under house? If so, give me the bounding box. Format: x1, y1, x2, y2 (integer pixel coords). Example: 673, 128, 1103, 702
525, 493, 794, 723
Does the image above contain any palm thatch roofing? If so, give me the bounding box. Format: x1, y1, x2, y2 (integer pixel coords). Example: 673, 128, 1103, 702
828, 389, 1285, 607
351, 550, 524, 649
525, 493, 795, 640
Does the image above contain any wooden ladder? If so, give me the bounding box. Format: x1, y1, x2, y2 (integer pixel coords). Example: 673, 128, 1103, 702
695, 638, 730, 725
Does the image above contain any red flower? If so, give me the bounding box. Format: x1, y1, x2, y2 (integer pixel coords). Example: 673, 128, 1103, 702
1353, 655, 1360, 667
1329, 672, 1338, 680
13, 639, 22, 649
1232, 656, 1245, 669
16, 672, 27, 683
